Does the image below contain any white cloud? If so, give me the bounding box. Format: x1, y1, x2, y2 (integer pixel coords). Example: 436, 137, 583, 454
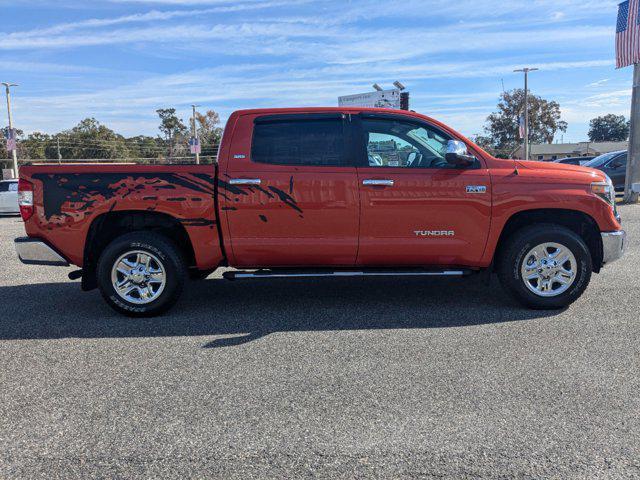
587, 78, 611, 88
2, 0, 629, 143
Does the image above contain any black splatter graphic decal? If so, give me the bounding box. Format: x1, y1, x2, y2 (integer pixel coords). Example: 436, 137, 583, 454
268, 186, 303, 214
32, 172, 216, 226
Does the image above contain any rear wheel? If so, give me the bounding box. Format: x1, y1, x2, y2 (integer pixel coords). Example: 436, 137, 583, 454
497, 224, 592, 309
97, 232, 186, 317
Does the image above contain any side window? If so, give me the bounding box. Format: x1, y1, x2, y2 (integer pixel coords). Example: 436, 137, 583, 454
252, 118, 345, 166
0, 183, 9, 192
361, 118, 452, 169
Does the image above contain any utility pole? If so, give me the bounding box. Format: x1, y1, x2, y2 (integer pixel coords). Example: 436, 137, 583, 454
2, 82, 19, 178
624, 64, 640, 203
56, 137, 62, 164
191, 104, 200, 165
514, 68, 538, 160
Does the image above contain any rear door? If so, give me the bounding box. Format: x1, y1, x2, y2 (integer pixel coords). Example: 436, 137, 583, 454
222, 113, 360, 268
354, 113, 491, 267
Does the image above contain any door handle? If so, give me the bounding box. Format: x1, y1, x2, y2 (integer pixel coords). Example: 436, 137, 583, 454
363, 179, 394, 187
229, 178, 261, 186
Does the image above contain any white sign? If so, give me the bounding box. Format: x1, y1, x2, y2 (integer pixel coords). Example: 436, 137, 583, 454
339, 89, 402, 109
6, 138, 16, 152
2, 169, 14, 180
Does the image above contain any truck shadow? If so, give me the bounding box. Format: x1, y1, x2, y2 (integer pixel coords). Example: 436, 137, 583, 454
0, 275, 562, 348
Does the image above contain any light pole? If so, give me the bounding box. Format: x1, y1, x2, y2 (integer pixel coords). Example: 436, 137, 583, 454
514, 68, 538, 160
2, 82, 18, 178
191, 104, 200, 165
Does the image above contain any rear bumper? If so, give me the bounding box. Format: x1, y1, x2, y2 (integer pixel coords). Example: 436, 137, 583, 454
14, 237, 69, 266
601, 230, 626, 266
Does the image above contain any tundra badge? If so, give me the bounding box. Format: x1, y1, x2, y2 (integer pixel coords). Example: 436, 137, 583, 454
466, 185, 487, 194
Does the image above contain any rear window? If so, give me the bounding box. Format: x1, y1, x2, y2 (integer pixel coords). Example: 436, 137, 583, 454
251, 118, 345, 166
0, 181, 17, 192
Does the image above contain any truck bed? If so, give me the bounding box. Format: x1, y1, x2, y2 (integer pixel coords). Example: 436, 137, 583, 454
20, 163, 224, 269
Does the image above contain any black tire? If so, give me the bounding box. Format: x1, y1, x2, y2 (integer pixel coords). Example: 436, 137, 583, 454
497, 223, 592, 310
97, 232, 186, 317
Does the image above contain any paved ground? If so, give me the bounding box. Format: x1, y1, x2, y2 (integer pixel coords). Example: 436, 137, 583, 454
0, 209, 639, 479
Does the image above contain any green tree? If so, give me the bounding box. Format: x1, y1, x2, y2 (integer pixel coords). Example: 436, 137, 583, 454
20, 132, 52, 159
125, 135, 164, 162
588, 114, 630, 142
480, 89, 568, 155
52, 118, 130, 160
195, 110, 223, 157
156, 108, 188, 158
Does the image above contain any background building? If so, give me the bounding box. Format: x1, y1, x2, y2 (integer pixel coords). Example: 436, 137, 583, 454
515, 141, 628, 161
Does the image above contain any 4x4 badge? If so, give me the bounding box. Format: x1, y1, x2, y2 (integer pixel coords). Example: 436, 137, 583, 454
466, 185, 487, 194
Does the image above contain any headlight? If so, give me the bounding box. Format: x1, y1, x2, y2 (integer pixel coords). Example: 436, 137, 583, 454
591, 178, 615, 206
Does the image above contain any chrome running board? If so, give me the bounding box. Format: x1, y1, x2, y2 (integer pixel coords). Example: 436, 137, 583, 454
223, 269, 471, 281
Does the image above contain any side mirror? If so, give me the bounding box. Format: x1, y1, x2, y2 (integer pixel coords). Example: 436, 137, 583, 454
445, 140, 476, 167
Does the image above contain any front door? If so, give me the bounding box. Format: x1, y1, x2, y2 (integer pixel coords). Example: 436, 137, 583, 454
223, 113, 360, 268
603, 152, 627, 192
355, 114, 491, 267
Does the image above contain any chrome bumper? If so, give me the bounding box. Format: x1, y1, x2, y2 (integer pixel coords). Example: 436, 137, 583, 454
14, 237, 69, 266
601, 231, 626, 266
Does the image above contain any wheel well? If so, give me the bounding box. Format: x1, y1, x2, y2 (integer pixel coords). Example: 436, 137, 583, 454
81, 211, 196, 291
494, 209, 603, 273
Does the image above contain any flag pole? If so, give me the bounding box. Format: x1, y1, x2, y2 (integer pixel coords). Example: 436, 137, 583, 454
624, 63, 640, 203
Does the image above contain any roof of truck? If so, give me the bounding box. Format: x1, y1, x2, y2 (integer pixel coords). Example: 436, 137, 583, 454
233, 107, 421, 116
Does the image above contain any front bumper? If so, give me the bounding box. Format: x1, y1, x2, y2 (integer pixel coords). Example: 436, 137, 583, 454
601, 230, 626, 265
15, 237, 69, 266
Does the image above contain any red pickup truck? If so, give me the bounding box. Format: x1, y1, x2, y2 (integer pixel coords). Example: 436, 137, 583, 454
15, 108, 625, 316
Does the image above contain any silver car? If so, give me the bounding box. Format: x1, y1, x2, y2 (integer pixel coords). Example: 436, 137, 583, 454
0, 179, 19, 214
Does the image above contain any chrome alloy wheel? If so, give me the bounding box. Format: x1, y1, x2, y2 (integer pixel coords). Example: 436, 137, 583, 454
110, 250, 166, 305
520, 242, 578, 297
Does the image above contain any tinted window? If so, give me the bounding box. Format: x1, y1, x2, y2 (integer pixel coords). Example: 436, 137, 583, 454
0, 182, 16, 192
608, 153, 627, 168
361, 118, 452, 169
585, 152, 619, 168
252, 118, 345, 166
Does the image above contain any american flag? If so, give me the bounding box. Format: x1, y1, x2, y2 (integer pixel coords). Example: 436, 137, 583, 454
616, 0, 640, 68
518, 115, 525, 139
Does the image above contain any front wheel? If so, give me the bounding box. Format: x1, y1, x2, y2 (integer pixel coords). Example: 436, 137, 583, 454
497, 224, 592, 309
97, 232, 186, 317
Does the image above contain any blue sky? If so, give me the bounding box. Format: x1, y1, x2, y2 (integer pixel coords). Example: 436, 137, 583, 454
0, 0, 632, 142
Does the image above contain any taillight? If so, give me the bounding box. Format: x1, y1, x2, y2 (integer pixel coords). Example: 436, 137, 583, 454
18, 179, 34, 221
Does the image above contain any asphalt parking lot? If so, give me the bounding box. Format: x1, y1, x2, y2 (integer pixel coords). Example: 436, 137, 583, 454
1, 209, 639, 479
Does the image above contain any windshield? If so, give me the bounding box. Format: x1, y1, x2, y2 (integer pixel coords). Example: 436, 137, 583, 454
585, 152, 619, 168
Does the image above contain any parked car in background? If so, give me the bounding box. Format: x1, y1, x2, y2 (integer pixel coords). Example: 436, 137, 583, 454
585, 151, 627, 192
0, 179, 19, 214
554, 156, 594, 166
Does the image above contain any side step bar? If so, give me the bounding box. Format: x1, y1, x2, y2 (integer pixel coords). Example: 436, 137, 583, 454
223, 269, 472, 281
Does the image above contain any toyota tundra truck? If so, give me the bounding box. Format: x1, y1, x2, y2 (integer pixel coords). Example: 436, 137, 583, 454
14, 108, 626, 316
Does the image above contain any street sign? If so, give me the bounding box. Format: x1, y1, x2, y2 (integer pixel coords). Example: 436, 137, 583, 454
2, 169, 14, 180
339, 89, 402, 109
189, 137, 201, 155
6, 138, 16, 152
